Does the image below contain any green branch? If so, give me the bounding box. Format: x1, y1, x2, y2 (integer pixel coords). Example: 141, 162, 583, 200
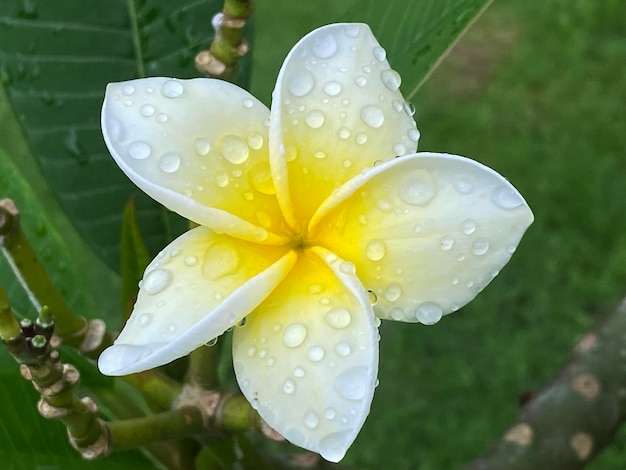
464, 296, 626, 470
195, 0, 253, 83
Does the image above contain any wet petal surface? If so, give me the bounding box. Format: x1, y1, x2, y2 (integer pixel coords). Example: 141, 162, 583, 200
102, 77, 288, 244
99, 227, 296, 375
312, 153, 534, 323
233, 247, 378, 462
269, 23, 418, 229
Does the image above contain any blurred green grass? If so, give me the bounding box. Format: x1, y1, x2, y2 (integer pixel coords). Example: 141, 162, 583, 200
257, 0, 625, 468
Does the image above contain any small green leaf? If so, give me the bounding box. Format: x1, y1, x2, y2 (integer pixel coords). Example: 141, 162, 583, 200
120, 198, 151, 322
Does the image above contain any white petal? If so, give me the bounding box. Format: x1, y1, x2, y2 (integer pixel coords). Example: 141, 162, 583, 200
232, 247, 378, 462
98, 227, 296, 375
312, 153, 534, 323
102, 77, 288, 245
269, 23, 418, 228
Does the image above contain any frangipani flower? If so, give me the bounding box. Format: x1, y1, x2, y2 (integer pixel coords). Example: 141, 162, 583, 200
98, 23, 533, 461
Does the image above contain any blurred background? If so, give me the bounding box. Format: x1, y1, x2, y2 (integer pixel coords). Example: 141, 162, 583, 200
252, 0, 625, 468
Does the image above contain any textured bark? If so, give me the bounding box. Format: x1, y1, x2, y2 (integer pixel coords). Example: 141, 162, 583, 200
465, 296, 626, 470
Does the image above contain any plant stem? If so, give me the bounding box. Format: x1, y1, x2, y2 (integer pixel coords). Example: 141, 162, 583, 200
464, 296, 626, 470
187, 343, 221, 390
195, 0, 253, 83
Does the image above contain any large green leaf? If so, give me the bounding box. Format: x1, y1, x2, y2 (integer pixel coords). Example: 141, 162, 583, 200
0, 0, 247, 270
251, 0, 493, 103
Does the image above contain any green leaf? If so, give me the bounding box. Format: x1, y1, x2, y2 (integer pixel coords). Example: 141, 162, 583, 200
251, 0, 493, 102
342, 0, 495, 99
0, 0, 250, 270
120, 198, 151, 322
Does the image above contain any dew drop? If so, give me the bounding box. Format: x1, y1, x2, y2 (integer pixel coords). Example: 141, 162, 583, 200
106, 116, 125, 142
283, 378, 296, 394
491, 185, 524, 209
355, 76, 367, 87
305, 110, 326, 129
202, 244, 239, 280
159, 153, 180, 173
365, 239, 386, 261
122, 84, 135, 95
462, 219, 477, 235
507, 243, 517, 254
408, 128, 420, 142
250, 398, 260, 410
248, 163, 275, 194
142, 269, 172, 295
304, 411, 320, 429
403, 101, 416, 116
451, 276, 460, 285
283, 323, 308, 348
323, 80, 342, 96
247, 132, 264, 150
373, 46, 387, 61
360, 105, 385, 128
194, 138, 211, 156
344, 24, 360, 38
381, 69, 401, 91
390, 308, 404, 321
219, 135, 249, 164
140, 104, 155, 117
138, 312, 152, 327
400, 173, 436, 206
128, 141, 152, 160
355, 133, 368, 145
324, 307, 352, 329
392, 100, 404, 112
215, 171, 229, 188
184, 256, 197, 267
289, 70, 315, 97
156, 113, 168, 123
313, 33, 338, 58
334, 366, 368, 400
161, 80, 183, 98
242, 98, 254, 108
384, 284, 402, 302
415, 302, 443, 325
335, 342, 351, 357
339, 261, 356, 275
440, 235, 454, 251
307, 346, 325, 362
293, 367, 306, 378
343, 158, 353, 168
472, 239, 490, 256
453, 176, 474, 194
324, 407, 336, 419
393, 143, 407, 156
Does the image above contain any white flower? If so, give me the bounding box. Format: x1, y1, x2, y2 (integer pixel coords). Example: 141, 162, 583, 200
98, 23, 533, 461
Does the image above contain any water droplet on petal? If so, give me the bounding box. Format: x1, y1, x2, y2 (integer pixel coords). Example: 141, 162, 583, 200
313, 33, 338, 58
324, 407, 336, 419
360, 105, 385, 128
283, 323, 307, 348
202, 244, 239, 280
156, 113, 168, 123
400, 173, 435, 206
138, 312, 152, 326
140, 104, 155, 117
324, 308, 351, 329
307, 346, 325, 362
339, 261, 356, 275
338, 127, 351, 139
283, 378, 296, 394
507, 243, 517, 254
305, 110, 325, 129
334, 366, 368, 400
161, 80, 183, 98
142, 269, 172, 294
390, 308, 404, 320
462, 219, 476, 235
408, 128, 420, 142
122, 84, 135, 95
453, 176, 474, 194
323, 80, 342, 96
334, 342, 351, 357
219, 135, 249, 164
384, 284, 402, 302
440, 235, 454, 251
373, 46, 387, 61
355, 133, 368, 145
393, 143, 407, 156
343, 24, 360, 38
293, 367, 306, 378
128, 141, 151, 160
250, 398, 260, 410
214, 171, 229, 188
472, 238, 490, 256
159, 153, 180, 173
289, 70, 315, 97
194, 138, 211, 156
365, 239, 386, 261
491, 185, 524, 209
381, 69, 401, 90
415, 302, 443, 325
355, 76, 367, 87
403, 101, 416, 116
242, 98, 254, 108
247, 132, 264, 150
304, 411, 320, 428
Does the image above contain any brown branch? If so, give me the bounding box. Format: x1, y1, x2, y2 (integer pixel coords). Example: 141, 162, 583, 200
464, 296, 626, 470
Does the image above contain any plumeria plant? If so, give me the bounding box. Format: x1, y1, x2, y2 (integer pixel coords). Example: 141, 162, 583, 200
16, 1, 621, 469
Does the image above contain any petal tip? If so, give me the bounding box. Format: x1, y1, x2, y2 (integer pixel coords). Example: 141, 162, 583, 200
98, 343, 157, 376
